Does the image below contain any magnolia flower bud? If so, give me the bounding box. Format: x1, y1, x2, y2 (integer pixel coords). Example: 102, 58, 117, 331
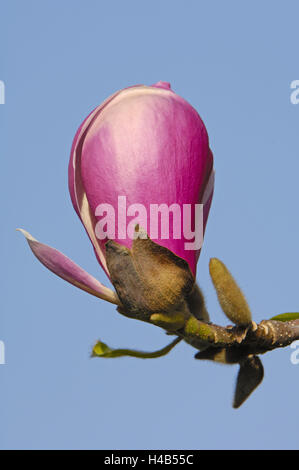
69, 81, 214, 277
19, 82, 214, 313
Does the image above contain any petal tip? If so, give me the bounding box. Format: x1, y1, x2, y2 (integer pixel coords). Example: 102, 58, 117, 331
16, 228, 37, 242
152, 81, 171, 90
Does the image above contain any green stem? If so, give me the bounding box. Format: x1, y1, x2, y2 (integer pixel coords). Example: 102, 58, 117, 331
92, 336, 182, 359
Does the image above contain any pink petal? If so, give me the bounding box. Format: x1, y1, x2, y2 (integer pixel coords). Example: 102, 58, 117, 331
80, 85, 214, 276
68, 87, 144, 278
17, 229, 119, 305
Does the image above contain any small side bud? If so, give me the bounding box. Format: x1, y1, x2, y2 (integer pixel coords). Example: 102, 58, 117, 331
209, 258, 252, 326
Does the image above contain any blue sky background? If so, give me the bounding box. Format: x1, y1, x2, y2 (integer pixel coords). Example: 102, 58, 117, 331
1, 0, 299, 450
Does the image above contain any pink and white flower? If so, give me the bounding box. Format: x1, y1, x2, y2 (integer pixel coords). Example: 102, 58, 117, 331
19, 81, 214, 304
